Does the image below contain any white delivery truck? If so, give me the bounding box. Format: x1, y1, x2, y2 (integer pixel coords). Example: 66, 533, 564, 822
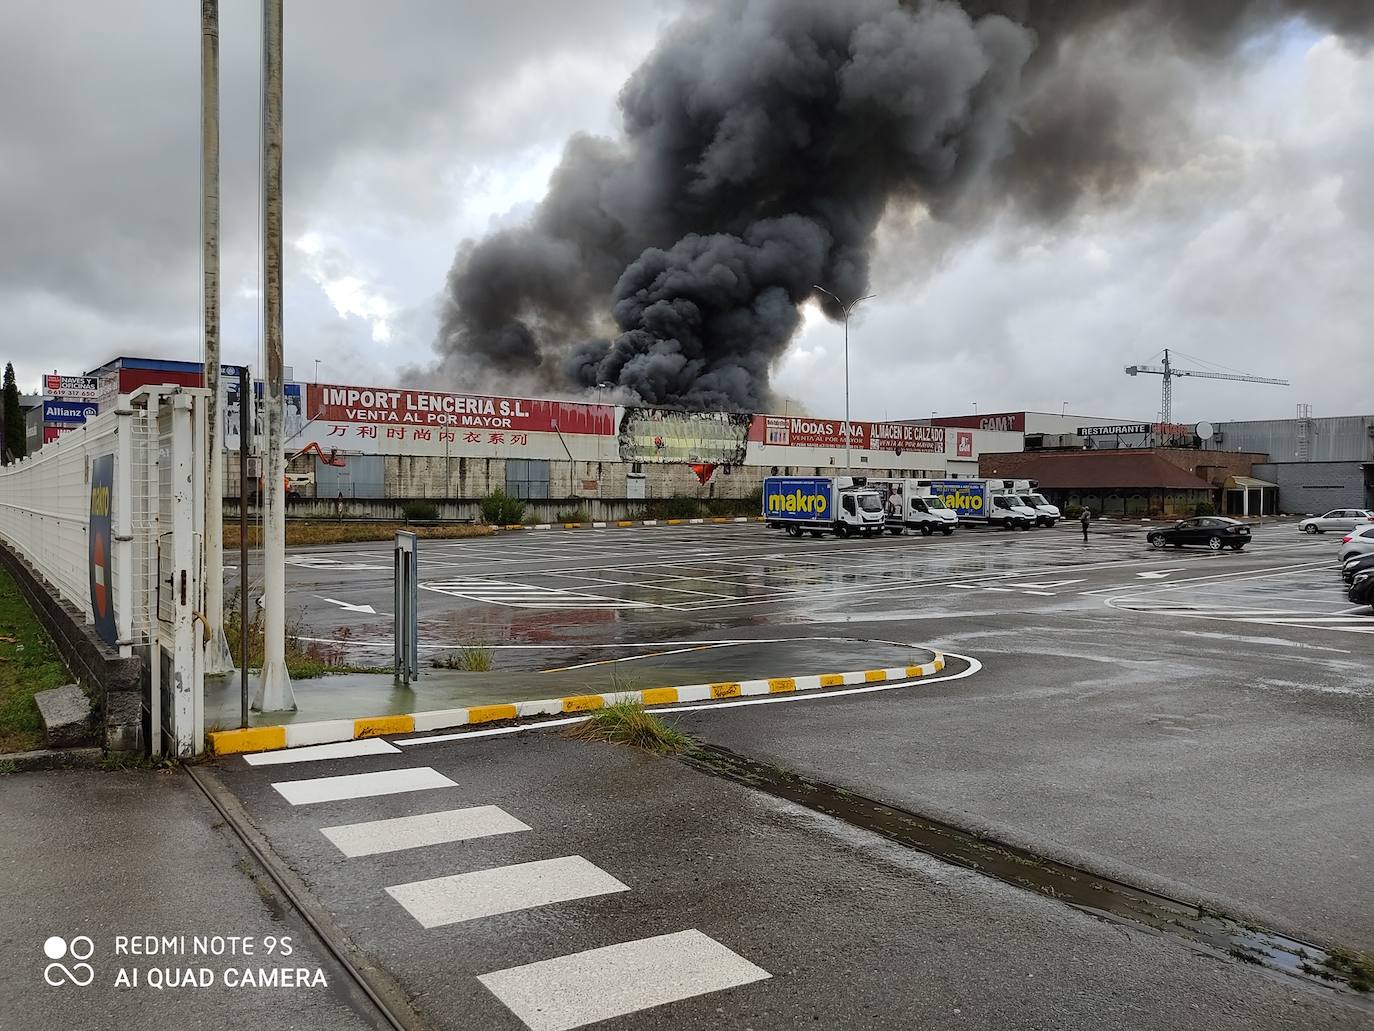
993, 478, 1058, 528
929, 480, 1033, 530
762, 475, 886, 538
871, 478, 959, 536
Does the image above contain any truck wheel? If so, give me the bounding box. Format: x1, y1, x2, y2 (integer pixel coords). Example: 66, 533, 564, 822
942, 527, 954, 536
835, 524, 849, 538
1018, 521, 1031, 531
784, 525, 799, 537
920, 524, 933, 536
1046, 520, 1056, 528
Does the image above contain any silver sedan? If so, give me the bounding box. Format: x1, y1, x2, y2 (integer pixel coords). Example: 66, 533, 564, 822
1299, 509, 1374, 534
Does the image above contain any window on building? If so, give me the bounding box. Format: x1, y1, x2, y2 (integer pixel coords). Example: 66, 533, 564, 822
632, 462, 643, 474
506, 459, 550, 499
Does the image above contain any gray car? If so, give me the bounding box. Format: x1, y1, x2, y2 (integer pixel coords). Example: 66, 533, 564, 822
1336, 524, 1374, 563
1299, 508, 1374, 534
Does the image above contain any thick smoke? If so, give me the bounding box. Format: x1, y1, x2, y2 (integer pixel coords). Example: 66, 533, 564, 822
434, 0, 1373, 409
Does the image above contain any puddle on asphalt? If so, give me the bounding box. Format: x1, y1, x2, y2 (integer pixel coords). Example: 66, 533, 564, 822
682, 743, 1374, 1008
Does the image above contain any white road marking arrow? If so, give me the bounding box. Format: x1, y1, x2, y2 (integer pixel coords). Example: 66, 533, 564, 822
1136, 569, 1184, 579
1009, 579, 1086, 588
318, 596, 378, 615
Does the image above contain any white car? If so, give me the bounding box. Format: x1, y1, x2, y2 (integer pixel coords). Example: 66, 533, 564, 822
1336, 525, 1374, 563
1300, 509, 1374, 534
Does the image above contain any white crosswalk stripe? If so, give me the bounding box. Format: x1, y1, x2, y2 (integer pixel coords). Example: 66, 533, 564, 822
321, 805, 530, 858
245, 738, 399, 766
477, 929, 771, 1031
271, 767, 456, 805
386, 855, 630, 928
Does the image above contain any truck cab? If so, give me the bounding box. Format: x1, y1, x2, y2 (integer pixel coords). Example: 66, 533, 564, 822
838, 485, 886, 537
1020, 492, 1060, 527
879, 481, 958, 537
989, 494, 1034, 530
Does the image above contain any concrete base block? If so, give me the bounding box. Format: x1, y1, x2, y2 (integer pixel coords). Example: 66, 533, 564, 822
105, 690, 144, 754
34, 684, 95, 749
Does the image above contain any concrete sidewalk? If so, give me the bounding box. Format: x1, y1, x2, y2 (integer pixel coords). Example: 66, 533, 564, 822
0, 768, 383, 1031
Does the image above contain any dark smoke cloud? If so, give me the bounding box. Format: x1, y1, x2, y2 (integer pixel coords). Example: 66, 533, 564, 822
435, 0, 1374, 409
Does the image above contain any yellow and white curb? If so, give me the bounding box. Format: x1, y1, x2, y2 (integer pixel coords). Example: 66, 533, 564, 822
501, 516, 765, 532
208, 651, 945, 756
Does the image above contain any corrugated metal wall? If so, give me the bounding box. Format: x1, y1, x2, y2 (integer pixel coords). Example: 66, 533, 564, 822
1212, 416, 1374, 463
1251, 461, 1374, 513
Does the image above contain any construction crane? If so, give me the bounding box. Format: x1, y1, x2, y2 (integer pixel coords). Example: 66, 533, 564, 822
1124, 348, 1288, 425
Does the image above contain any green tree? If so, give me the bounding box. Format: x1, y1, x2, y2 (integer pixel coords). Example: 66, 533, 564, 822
2, 363, 26, 463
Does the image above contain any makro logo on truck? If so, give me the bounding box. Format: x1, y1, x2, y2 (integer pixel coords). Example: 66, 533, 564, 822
929, 481, 985, 517
765, 477, 832, 519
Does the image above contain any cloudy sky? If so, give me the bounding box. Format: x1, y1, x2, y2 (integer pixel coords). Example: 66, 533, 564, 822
3, 1, 1372, 425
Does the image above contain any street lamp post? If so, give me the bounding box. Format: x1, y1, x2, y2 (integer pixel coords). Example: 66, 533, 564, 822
812, 285, 874, 475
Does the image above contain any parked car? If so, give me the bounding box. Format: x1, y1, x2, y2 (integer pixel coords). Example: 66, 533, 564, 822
1147, 516, 1252, 551
1337, 525, 1374, 563
1299, 509, 1374, 534
1341, 553, 1374, 584
1348, 569, 1374, 608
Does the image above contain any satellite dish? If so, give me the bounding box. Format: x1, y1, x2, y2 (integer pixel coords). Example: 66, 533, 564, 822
1195, 420, 1214, 439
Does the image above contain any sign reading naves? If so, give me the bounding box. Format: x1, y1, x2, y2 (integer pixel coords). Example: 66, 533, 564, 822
44, 400, 99, 424
43, 373, 100, 400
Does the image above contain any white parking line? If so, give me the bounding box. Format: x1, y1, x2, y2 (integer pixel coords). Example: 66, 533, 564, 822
386, 856, 630, 928
477, 929, 770, 1031
245, 738, 399, 766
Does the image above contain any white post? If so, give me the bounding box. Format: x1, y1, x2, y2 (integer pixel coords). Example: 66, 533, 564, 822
170, 394, 199, 756
113, 396, 134, 659
254, 0, 295, 711
201, 0, 233, 674
146, 395, 162, 757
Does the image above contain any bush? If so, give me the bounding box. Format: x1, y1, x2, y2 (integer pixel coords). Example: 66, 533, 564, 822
1193, 501, 1217, 516
400, 499, 439, 522
480, 489, 527, 525
554, 507, 590, 524
646, 495, 703, 519
1062, 504, 1082, 519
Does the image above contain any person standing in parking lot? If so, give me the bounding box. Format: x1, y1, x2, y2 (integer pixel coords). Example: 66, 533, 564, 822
1080, 506, 1092, 542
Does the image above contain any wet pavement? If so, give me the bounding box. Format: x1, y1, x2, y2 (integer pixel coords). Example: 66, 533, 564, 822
199, 729, 1372, 1031
195, 520, 1374, 1029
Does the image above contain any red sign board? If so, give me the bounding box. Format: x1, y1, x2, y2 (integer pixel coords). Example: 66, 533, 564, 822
305, 384, 613, 435
956, 431, 974, 458
43, 425, 76, 444
930, 412, 1026, 433
751, 416, 944, 453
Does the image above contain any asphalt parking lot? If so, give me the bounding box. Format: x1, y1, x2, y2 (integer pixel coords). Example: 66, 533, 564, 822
207, 519, 1374, 1030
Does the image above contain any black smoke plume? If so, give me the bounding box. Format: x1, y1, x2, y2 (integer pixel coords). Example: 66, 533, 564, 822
434, 0, 1373, 409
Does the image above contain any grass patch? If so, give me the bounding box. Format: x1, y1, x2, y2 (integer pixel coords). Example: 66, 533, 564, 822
433, 645, 494, 672
565, 700, 692, 754
0, 566, 73, 752
1324, 947, 1374, 992
224, 520, 491, 548
224, 590, 387, 680
553, 508, 591, 524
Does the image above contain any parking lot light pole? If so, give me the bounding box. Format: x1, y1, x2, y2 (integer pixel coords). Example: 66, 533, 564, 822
812, 286, 874, 474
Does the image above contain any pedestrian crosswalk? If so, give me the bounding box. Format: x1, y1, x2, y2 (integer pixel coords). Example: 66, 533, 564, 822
420, 577, 652, 610
251, 739, 769, 1030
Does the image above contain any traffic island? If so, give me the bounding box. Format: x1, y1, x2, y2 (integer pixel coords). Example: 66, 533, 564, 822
207, 649, 947, 756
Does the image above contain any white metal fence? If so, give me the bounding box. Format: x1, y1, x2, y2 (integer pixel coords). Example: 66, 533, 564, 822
0, 387, 208, 755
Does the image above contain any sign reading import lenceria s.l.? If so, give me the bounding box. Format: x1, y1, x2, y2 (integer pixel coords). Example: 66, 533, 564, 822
44, 400, 100, 424
88, 454, 117, 647
305, 384, 614, 434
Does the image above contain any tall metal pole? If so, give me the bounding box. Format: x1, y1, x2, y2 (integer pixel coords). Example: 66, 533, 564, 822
813, 286, 874, 477
254, 0, 295, 711
202, 0, 234, 675
238, 366, 251, 727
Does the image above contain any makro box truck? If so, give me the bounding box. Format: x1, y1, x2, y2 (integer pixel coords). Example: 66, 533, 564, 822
762, 476, 885, 538
928, 480, 1032, 530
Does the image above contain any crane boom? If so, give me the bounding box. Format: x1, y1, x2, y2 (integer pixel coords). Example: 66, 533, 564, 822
1124, 348, 1287, 423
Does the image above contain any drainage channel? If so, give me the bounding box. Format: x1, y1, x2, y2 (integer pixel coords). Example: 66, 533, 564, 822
680, 742, 1374, 1008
